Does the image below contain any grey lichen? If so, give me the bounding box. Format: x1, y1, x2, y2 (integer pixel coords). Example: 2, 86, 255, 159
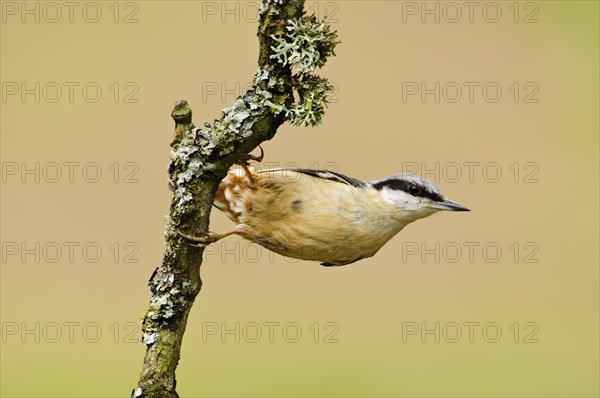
170, 126, 201, 209
270, 15, 338, 73
258, 0, 284, 17
162, 215, 177, 259
287, 75, 334, 126
167, 66, 289, 207
148, 9, 338, 355
168, 14, 338, 202
223, 99, 254, 136
137, 0, 338, 394
142, 327, 159, 346
142, 267, 192, 347
268, 14, 339, 127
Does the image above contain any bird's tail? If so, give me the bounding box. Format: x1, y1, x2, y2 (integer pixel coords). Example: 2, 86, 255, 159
213, 166, 257, 222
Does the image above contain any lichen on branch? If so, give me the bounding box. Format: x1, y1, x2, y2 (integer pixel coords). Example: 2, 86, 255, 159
134, 1, 339, 397
270, 15, 338, 73
269, 14, 339, 127
168, 14, 339, 209
288, 74, 334, 127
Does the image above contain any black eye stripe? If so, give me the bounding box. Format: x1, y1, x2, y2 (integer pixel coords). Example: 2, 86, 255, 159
407, 183, 420, 195
372, 179, 443, 202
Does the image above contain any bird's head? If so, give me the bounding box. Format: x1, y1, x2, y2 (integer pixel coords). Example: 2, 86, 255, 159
370, 173, 470, 222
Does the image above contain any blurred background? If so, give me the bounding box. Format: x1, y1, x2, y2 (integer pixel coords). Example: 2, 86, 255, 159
1, 1, 598, 397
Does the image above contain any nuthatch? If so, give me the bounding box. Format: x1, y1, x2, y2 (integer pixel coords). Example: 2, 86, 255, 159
178, 160, 469, 266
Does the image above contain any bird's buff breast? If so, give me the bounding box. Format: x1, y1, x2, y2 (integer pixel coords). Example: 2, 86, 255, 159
233, 171, 403, 263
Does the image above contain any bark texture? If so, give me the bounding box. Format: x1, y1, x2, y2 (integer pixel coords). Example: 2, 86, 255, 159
133, 1, 338, 396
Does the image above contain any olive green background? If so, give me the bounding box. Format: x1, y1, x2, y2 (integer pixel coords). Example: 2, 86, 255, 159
1, 1, 598, 397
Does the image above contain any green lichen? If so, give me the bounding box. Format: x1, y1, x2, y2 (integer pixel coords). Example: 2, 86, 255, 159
287, 75, 334, 126
270, 15, 338, 73
266, 14, 338, 127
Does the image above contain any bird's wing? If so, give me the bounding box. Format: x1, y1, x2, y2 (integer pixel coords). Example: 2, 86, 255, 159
321, 258, 363, 267
258, 168, 368, 188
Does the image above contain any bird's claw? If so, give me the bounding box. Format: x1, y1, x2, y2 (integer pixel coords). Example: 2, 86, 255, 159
233, 146, 264, 166
176, 228, 215, 246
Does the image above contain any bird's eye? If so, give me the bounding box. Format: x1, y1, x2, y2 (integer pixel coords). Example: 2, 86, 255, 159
407, 184, 420, 196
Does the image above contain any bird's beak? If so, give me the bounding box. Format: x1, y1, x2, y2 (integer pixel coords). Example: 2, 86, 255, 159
431, 199, 470, 212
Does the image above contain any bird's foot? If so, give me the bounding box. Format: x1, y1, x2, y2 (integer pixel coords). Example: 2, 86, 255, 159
234, 146, 264, 165
231, 147, 263, 177
176, 229, 233, 246
176, 224, 255, 246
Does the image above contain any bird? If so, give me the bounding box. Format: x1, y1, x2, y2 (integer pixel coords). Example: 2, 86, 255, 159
177, 161, 470, 266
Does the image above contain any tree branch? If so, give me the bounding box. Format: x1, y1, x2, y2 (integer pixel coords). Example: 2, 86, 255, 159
132, 1, 338, 396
